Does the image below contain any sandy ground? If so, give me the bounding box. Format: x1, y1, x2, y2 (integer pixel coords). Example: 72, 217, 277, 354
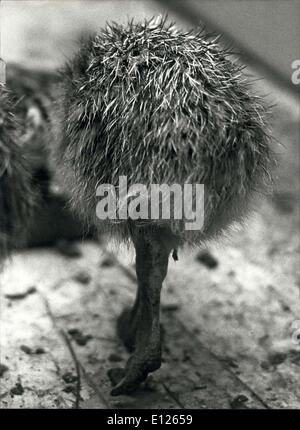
0, 1, 299, 409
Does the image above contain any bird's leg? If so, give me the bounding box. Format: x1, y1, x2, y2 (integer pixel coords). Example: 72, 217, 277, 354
116, 280, 143, 352
110, 233, 171, 396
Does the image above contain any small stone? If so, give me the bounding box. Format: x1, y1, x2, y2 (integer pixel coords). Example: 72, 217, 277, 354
35, 347, 45, 355
56, 240, 82, 258
196, 250, 218, 269
63, 385, 77, 394
281, 303, 290, 312
108, 353, 123, 363
20, 345, 33, 355
68, 328, 92, 346
0, 364, 9, 377
230, 394, 249, 409
100, 256, 115, 267
268, 352, 287, 366
73, 271, 91, 285
68, 328, 80, 336
10, 382, 24, 396
62, 372, 78, 384
20, 345, 45, 355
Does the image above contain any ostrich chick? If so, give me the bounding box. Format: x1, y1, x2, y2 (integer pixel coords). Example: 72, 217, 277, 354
2, 19, 272, 396
0, 85, 36, 259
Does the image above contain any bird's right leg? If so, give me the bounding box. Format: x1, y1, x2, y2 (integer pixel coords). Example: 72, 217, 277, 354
110, 230, 171, 395
117, 281, 143, 352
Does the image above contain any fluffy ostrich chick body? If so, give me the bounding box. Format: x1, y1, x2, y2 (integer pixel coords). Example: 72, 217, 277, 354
0, 20, 272, 395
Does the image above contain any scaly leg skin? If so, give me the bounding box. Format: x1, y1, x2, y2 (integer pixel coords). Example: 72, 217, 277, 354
116, 296, 141, 353
110, 231, 171, 396
116, 292, 166, 353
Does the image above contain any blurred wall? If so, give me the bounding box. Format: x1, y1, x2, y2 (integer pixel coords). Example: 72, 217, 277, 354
156, 0, 300, 86
0, 0, 299, 87
0, 0, 162, 69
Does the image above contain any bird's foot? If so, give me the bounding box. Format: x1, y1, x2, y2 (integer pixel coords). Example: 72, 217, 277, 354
109, 349, 161, 396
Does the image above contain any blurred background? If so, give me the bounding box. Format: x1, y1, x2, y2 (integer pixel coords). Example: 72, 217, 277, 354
1, 0, 299, 93
0, 0, 299, 410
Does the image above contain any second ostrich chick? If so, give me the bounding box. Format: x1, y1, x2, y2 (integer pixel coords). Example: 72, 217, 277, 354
3, 19, 273, 395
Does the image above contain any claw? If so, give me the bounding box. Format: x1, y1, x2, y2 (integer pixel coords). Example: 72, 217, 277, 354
110, 376, 140, 396
110, 367, 148, 396
109, 354, 161, 396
